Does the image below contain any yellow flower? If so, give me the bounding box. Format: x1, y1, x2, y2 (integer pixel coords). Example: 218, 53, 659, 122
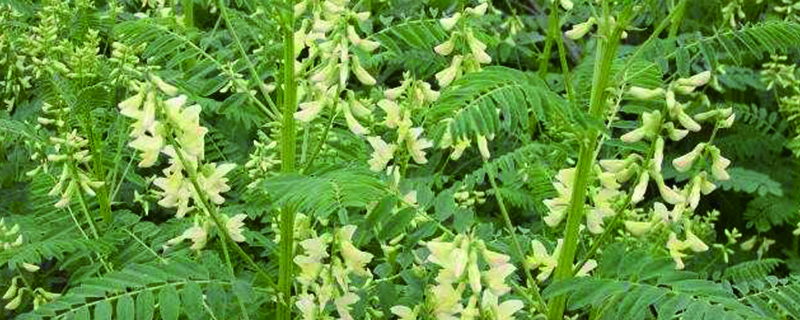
378, 99, 402, 129
666, 232, 687, 269
128, 134, 163, 167
338, 225, 373, 276
168, 224, 208, 251
22, 262, 40, 272
390, 305, 419, 320
436, 55, 463, 87
440, 12, 462, 31
465, 3, 489, 16
565, 17, 595, 39
483, 262, 516, 296
435, 36, 456, 56
527, 239, 561, 281
631, 171, 649, 204
352, 56, 376, 86
672, 143, 706, 172
627, 86, 665, 100
199, 163, 236, 205
466, 32, 491, 64
225, 214, 247, 242
476, 134, 491, 159
294, 101, 325, 123
296, 293, 317, 320
366, 136, 396, 172
406, 128, 433, 164
481, 291, 523, 320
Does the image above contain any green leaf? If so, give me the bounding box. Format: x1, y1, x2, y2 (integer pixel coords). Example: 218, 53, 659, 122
136, 290, 155, 320
94, 301, 112, 320
158, 286, 181, 320
117, 295, 135, 320
181, 281, 205, 320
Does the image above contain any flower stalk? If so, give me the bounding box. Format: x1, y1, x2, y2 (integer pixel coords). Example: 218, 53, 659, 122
278, 0, 298, 318
547, 3, 630, 319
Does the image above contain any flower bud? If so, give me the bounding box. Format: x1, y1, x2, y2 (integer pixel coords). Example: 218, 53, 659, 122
707, 146, 731, 181
477, 135, 490, 159
440, 13, 461, 31
624, 221, 652, 237
672, 143, 706, 172
4, 294, 21, 310
558, 0, 574, 10
22, 262, 40, 272
435, 55, 463, 87
631, 171, 649, 204
684, 230, 709, 252
151, 75, 178, 96
466, 3, 489, 16
434, 37, 456, 56
2, 278, 17, 300
353, 56, 376, 86
653, 137, 664, 173
565, 17, 595, 40
466, 32, 491, 64
627, 86, 665, 100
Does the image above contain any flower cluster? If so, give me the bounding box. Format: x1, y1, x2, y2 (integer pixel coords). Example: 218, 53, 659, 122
616, 71, 733, 269
391, 233, 522, 320
244, 130, 282, 189
165, 213, 248, 251
293, 225, 374, 320
366, 73, 439, 172
30, 102, 105, 209
293, 0, 380, 136
118, 75, 236, 218
434, 1, 492, 87
0, 218, 22, 251
0, 7, 33, 112
527, 239, 597, 282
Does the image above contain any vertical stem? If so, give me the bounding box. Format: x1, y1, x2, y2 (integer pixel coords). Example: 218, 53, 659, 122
547, 3, 627, 319
538, 0, 560, 77
182, 0, 194, 28
278, 0, 298, 318
486, 167, 548, 313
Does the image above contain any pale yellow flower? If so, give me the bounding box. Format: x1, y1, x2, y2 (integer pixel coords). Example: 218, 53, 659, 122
628, 86, 665, 100
406, 128, 433, 164
565, 17, 595, 39
440, 13, 462, 31
225, 214, 247, 242
481, 291, 523, 320
672, 143, 706, 172
338, 225, 374, 276
366, 136, 396, 172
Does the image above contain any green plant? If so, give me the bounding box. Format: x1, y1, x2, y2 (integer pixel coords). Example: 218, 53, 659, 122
2, 0, 800, 319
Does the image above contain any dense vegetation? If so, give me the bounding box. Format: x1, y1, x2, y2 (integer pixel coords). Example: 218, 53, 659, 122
2, 0, 800, 319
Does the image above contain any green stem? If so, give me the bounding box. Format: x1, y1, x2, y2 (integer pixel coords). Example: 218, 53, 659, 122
547, 3, 629, 319
485, 166, 548, 313
538, 0, 561, 77
278, 1, 298, 318
182, 0, 194, 28
218, 0, 280, 120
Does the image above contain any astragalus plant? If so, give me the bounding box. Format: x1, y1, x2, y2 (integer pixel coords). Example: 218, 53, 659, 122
2, 0, 800, 319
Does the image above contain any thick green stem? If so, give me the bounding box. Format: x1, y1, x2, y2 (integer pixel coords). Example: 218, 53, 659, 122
277, 1, 298, 318
182, 0, 194, 28
547, 3, 627, 319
